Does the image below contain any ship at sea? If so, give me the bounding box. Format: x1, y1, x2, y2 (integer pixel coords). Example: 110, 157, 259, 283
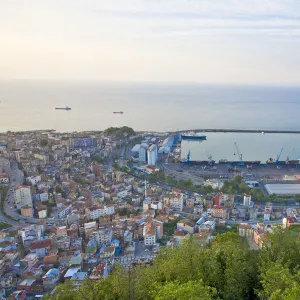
55, 106, 71, 111
181, 132, 206, 141
113, 111, 123, 114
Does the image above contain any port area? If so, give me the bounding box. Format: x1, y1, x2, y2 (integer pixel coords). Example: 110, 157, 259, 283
176, 129, 300, 134
161, 162, 299, 184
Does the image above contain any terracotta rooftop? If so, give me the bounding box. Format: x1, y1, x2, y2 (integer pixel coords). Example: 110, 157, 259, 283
29, 239, 51, 250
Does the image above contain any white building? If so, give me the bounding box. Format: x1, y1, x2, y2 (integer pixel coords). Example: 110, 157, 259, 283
39, 193, 49, 202
104, 205, 115, 215
89, 228, 113, 246
38, 209, 47, 219
27, 175, 41, 186
89, 207, 105, 220
147, 144, 158, 166
87, 205, 115, 220
143, 223, 156, 246
117, 189, 129, 199
14, 185, 32, 209
0, 174, 9, 184
243, 195, 252, 207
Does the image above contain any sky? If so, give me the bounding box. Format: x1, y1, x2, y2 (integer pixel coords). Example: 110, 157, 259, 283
1, 0, 300, 85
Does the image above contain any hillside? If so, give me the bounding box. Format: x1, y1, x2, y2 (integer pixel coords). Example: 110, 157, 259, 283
48, 228, 300, 300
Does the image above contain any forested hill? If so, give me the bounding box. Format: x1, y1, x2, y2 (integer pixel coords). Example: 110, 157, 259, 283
48, 229, 300, 300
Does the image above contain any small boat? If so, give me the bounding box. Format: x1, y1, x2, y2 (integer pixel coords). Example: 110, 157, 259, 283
113, 111, 123, 114
55, 106, 71, 111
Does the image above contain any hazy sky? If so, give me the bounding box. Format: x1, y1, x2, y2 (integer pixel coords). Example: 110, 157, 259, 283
1, 0, 300, 85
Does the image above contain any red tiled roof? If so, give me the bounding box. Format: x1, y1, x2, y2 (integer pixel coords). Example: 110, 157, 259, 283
29, 239, 51, 250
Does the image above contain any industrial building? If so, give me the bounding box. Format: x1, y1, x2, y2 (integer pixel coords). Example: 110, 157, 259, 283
147, 144, 158, 166
265, 184, 300, 195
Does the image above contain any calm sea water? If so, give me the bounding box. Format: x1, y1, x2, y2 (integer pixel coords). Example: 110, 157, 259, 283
1, 80, 300, 161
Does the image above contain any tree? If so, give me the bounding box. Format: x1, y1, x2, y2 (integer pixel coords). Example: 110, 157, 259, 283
40, 139, 48, 147
152, 280, 216, 300
55, 185, 63, 193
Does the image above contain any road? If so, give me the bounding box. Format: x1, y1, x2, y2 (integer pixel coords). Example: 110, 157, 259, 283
0, 157, 39, 225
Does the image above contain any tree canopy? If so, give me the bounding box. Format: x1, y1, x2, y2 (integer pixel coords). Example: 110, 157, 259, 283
47, 227, 300, 300
104, 126, 135, 137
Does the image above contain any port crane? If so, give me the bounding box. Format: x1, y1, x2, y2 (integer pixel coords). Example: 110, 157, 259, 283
275, 148, 283, 165
286, 148, 295, 163
205, 151, 213, 165
233, 142, 244, 166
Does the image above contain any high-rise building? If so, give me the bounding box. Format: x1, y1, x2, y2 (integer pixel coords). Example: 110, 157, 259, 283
147, 144, 158, 166
14, 185, 32, 209
139, 144, 148, 163
243, 195, 252, 207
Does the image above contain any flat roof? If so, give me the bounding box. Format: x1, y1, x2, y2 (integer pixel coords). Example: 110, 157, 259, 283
265, 184, 300, 195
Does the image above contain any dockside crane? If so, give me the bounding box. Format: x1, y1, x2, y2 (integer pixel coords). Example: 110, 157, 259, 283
205, 151, 213, 165
276, 148, 283, 165
286, 148, 295, 163
234, 142, 244, 166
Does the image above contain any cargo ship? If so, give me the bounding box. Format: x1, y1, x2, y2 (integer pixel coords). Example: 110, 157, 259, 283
113, 111, 123, 114
181, 132, 206, 141
55, 106, 71, 111
218, 160, 261, 165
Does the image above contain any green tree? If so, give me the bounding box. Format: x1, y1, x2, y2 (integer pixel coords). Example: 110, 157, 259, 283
40, 139, 48, 147
152, 280, 216, 300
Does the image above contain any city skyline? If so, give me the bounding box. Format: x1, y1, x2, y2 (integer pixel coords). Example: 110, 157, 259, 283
1, 0, 300, 86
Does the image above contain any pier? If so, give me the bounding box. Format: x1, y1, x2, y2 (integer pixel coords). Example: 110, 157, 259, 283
177, 129, 300, 134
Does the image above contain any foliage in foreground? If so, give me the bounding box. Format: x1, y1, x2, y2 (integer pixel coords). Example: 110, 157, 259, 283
48, 228, 300, 300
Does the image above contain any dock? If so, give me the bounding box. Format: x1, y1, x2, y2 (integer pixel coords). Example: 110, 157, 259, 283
177, 129, 300, 134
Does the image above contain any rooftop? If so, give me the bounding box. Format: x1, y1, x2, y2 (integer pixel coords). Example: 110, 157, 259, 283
265, 184, 300, 195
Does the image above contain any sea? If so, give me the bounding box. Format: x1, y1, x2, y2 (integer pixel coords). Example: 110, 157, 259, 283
1, 80, 300, 162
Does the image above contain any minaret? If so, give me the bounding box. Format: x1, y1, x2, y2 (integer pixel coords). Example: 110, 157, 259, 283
144, 179, 147, 199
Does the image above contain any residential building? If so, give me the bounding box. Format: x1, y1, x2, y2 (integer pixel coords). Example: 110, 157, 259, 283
21, 205, 33, 218
0, 173, 9, 184
84, 222, 97, 235
243, 195, 252, 207
104, 205, 115, 215
89, 263, 109, 280
0, 260, 6, 277
42, 268, 60, 290
17, 279, 35, 292
14, 185, 32, 209
89, 227, 113, 246
29, 239, 51, 258
103, 246, 115, 258
212, 205, 229, 220
177, 219, 195, 234
163, 190, 184, 212
20, 254, 39, 268
38, 207, 47, 219
173, 229, 189, 244
26, 175, 41, 186
70, 272, 87, 288
57, 204, 72, 219
143, 222, 156, 245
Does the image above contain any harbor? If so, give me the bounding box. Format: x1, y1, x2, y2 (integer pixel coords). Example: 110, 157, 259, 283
177, 132, 300, 166
177, 128, 300, 134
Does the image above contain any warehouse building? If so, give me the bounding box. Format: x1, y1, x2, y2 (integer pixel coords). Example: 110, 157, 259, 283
265, 184, 300, 195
